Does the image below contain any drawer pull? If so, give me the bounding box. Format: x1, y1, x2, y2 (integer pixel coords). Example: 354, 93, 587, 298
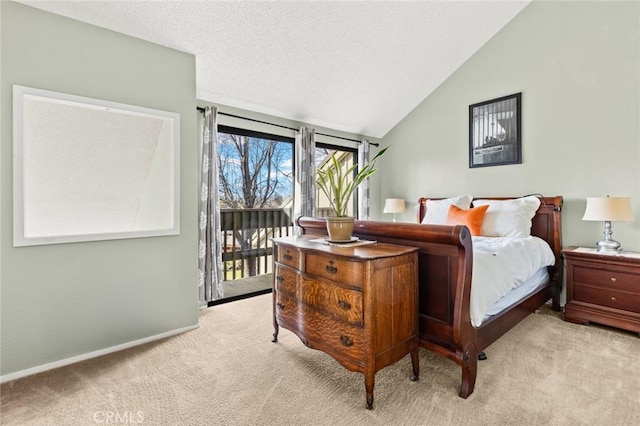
275, 275, 284, 283
610, 277, 617, 283
337, 300, 351, 310
326, 261, 338, 274
611, 297, 617, 302
283, 252, 293, 261
276, 302, 285, 310
340, 335, 354, 347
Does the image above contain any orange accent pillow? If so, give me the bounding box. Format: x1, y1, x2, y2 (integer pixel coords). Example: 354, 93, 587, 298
445, 204, 489, 236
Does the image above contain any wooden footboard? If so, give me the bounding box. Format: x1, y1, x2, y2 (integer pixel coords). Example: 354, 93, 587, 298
297, 196, 562, 399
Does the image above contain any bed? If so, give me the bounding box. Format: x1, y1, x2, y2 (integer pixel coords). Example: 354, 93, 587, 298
296, 195, 563, 398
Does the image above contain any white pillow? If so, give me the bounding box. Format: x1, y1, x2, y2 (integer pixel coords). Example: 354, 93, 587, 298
473, 196, 541, 237
422, 195, 473, 224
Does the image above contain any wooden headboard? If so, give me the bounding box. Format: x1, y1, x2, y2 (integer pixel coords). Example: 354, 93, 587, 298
417, 196, 562, 251
417, 196, 564, 306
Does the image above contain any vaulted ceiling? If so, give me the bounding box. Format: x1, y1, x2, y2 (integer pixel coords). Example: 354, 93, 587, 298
18, 0, 530, 138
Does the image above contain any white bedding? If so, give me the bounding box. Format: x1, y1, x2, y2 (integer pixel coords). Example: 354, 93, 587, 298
470, 236, 556, 327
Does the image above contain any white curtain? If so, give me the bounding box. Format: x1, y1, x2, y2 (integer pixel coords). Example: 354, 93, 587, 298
198, 106, 224, 304
357, 139, 371, 220
293, 127, 316, 234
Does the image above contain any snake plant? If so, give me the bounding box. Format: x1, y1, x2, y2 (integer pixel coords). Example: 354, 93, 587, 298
316, 147, 388, 217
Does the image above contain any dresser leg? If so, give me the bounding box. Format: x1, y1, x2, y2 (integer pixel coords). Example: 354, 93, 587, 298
410, 347, 419, 381
365, 374, 375, 410
272, 323, 279, 343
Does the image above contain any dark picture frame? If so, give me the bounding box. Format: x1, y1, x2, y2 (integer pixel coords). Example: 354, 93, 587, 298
469, 92, 521, 168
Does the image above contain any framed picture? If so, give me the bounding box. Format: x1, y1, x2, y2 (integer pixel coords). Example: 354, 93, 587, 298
469, 92, 521, 168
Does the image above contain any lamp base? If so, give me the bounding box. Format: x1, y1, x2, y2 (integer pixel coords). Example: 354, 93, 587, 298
596, 220, 623, 253
596, 239, 622, 253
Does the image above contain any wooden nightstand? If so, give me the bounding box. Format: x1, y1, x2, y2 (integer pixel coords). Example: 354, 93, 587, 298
562, 246, 640, 335
271, 235, 419, 409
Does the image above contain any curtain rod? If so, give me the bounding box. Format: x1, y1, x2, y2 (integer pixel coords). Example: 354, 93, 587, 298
196, 107, 378, 146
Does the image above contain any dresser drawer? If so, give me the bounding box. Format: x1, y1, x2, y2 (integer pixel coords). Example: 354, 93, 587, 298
306, 253, 363, 288
277, 246, 300, 269
301, 276, 363, 326
275, 265, 364, 326
573, 284, 640, 313
275, 293, 365, 365
274, 292, 298, 330
573, 264, 640, 292
274, 265, 299, 298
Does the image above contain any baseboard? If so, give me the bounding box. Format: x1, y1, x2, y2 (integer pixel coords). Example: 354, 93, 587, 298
0, 323, 200, 384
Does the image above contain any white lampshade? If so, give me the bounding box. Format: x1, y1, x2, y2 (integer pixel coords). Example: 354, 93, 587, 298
582, 196, 634, 253
582, 197, 634, 222
383, 198, 406, 214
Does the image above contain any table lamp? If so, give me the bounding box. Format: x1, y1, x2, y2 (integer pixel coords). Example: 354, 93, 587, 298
582, 196, 634, 253
383, 198, 405, 222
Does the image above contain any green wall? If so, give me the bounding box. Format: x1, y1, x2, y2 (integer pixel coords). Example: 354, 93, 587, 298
377, 0, 640, 252
1, 2, 199, 378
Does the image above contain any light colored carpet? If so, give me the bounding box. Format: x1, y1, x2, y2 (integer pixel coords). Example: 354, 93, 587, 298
2, 294, 639, 426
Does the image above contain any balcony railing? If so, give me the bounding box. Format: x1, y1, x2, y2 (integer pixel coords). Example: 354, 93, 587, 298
220, 207, 334, 281
220, 208, 293, 280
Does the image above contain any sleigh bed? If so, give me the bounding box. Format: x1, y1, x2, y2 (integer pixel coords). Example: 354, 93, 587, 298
297, 195, 563, 398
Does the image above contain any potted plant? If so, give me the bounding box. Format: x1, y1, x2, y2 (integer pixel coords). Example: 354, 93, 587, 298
316, 147, 388, 241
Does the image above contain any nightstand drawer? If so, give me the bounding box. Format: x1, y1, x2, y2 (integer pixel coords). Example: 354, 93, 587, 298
574, 265, 639, 291
573, 284, 640, 313
306, 254, 363, 288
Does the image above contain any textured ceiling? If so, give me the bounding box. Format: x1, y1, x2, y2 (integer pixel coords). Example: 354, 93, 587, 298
18, 0, 530, 138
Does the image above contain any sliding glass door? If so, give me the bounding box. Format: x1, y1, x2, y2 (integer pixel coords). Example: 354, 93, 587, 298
210, 126, 358, 304
214, 125, 294, 302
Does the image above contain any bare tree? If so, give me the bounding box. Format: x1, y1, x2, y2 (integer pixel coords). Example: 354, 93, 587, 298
218, 134, 290, 208
217, 132, 291, 276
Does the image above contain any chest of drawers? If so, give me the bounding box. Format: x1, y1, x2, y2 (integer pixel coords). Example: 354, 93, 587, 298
562, 246, 640, 335
271, 235, 419, 409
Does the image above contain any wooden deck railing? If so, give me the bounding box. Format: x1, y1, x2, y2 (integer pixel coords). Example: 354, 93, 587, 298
220, 207, 337, 280
220, 208, 293, 280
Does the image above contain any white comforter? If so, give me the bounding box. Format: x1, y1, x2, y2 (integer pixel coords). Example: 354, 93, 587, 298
470, 236, 556, 327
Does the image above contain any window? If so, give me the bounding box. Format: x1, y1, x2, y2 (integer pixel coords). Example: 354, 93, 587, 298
314, 144, 358, 217
217, 126, 293, 211
216, 126, 294, 298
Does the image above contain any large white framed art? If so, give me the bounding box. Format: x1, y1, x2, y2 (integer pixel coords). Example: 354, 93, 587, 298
13, 85, 180, 246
